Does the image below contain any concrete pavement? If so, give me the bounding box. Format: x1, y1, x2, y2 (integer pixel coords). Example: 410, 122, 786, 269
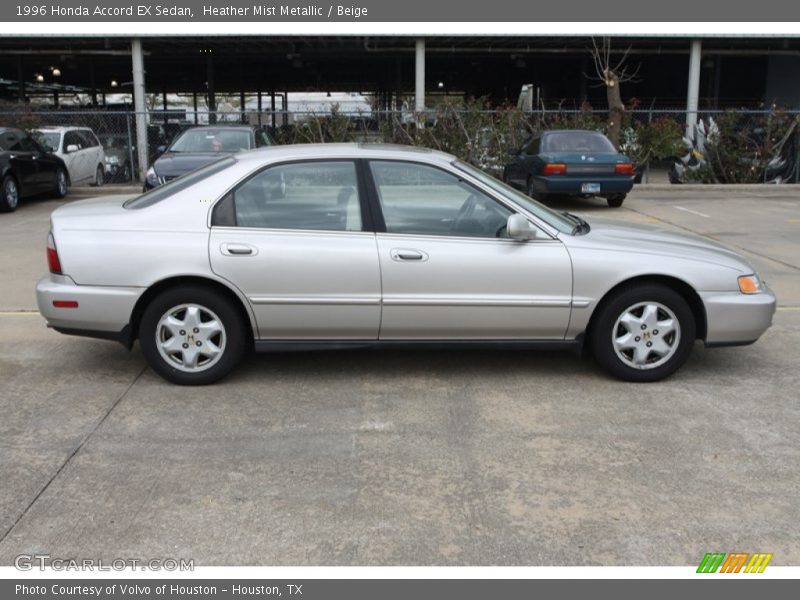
0, 186, 798, 565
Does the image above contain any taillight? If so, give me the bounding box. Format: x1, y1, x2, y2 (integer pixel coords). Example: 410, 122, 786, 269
615, 163, 635, 176
46, 231, 62, 275
542, 163, 567, 176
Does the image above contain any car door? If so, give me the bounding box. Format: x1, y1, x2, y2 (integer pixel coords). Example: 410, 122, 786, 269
61, 131, 84, 183
4, 131, 41, 193
367, 160, 572, 340
209, 159, 382, 340
506, 136, 539, 189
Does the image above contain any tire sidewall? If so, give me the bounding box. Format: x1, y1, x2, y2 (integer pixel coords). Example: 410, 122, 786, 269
54, 168, 68, 198
139, 286, 247, 385
0, 176, 19, 212
591, 284, 696, 382
94, 165, 104, 187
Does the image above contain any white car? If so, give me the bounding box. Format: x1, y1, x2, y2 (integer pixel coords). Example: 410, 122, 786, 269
36, 126, 105, 187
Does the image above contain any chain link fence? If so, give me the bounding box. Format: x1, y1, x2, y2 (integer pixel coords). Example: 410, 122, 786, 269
2, 106, 798, 185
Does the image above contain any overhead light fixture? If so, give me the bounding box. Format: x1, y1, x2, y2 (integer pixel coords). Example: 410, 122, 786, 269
110, 80, 119, 87
437, 81, 445, 89
51, 67, 61, 77
35, 73, 44, 82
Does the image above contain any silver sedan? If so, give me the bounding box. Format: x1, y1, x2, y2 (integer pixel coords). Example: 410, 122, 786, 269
36, 144, 776, 384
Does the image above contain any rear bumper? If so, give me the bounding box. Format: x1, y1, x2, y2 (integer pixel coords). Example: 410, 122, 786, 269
701, 287, 777, 346
36, 274, 142, 345
533, 175, 634, 196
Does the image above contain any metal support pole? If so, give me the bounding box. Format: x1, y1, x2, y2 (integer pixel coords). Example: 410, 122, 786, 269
271, 91, 276, 130
131, 38, 148, 184
126, 113, 135, 183
415, 38, 426, 125
685, 39, 703, 141
207, 55, 216, 124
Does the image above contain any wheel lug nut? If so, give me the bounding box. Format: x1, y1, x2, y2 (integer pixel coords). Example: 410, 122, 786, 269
646, 342, 652, 347
196, 341, 202, 346
635, 336, 641, 342
182, 343, 189, 349
193, 328, 199, 333
653, 329, 659, 335
641, 324, 647, 330
180, 330, 186, 335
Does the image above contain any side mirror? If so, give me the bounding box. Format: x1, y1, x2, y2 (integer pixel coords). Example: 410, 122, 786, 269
156, 145, 167, 156
507, 214, 537, 241
65, 144, 79, 153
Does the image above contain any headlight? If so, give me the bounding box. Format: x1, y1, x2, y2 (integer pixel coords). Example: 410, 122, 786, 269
145, 166, 159, 187
738, 274, 763, 294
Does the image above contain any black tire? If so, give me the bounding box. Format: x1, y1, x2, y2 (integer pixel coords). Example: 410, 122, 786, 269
54, 168, 69, 198
590, 284, 696, 382
0, 175, 20, 212
92, 164, 104, 187
139, 285, 248, 385
607, 193, 626, 207
527, 177, 550, 202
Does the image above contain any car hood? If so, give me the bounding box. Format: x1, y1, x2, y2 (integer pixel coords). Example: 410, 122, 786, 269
153, 152, 229, 177
570, 217, 753, 273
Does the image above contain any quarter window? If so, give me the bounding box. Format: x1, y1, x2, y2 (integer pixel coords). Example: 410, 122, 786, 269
369, 161, 512, 238
230, 161, 362, 231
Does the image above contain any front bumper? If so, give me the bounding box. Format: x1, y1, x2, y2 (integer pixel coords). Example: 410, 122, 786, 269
533, 175, 634, 196
701, 286, 777, 346
36, 274, 143, 345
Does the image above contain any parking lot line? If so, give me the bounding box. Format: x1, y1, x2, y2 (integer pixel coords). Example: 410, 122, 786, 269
674, 206, 711, 218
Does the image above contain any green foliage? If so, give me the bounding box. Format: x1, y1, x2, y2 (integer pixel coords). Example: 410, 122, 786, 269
703, 109, 796, 183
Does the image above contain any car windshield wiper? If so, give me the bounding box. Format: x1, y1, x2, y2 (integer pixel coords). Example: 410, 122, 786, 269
562, 211, 591, 235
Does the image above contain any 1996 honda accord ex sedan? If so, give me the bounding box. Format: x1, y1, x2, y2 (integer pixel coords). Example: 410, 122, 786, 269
36, 144, 776, 385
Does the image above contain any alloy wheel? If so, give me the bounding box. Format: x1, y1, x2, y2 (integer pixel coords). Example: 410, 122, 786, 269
612, 301, 681, 370
155, 303, 227, 373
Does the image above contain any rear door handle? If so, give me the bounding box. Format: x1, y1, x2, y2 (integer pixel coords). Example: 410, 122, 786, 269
390, 248, 428, 262
221, 243, 256, 256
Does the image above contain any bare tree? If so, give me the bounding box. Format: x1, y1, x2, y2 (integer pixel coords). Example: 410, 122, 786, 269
588, 37, 640, 149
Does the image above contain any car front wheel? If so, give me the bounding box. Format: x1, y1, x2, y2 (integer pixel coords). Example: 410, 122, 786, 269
139, 286, 247, 385
590, 284, 696, 382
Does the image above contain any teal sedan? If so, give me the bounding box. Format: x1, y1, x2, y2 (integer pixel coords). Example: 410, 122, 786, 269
503, 130, 635, 207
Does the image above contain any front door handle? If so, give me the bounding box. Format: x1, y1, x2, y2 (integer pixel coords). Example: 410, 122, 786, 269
221, 243, 256, 256
390, 248, 428, 262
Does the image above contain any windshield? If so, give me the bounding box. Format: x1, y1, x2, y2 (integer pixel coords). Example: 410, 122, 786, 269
169, 128, 252, 153
542, 131, 616, 153
124, 157, 237, 209
39, 132, 61, 153
453, 160, 576, 234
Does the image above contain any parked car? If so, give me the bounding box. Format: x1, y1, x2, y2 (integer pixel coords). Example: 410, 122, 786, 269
37, 144, 775, 385
503, 130, 635, 207
144, 125, 274, 190
1, 127, 69, 212
36, 126, 105, 187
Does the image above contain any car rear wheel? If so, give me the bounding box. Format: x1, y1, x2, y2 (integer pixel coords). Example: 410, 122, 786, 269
139, 286, 247, 385
54, 168, 69, 198
590, 284, 696, 382
606, 193, 626, 207
0, 175, 19, 212
93, 164, 104, 187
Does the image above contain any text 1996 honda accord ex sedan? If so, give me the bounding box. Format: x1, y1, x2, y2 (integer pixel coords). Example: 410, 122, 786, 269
36, 144, 776, 385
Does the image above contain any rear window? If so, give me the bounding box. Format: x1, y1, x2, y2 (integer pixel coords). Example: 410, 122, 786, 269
124, 157, 236, 209
542, 131, 616, 153
169, 128, 252, 153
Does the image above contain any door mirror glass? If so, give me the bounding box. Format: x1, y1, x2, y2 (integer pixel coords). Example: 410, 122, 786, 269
507, 214, 537, 241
